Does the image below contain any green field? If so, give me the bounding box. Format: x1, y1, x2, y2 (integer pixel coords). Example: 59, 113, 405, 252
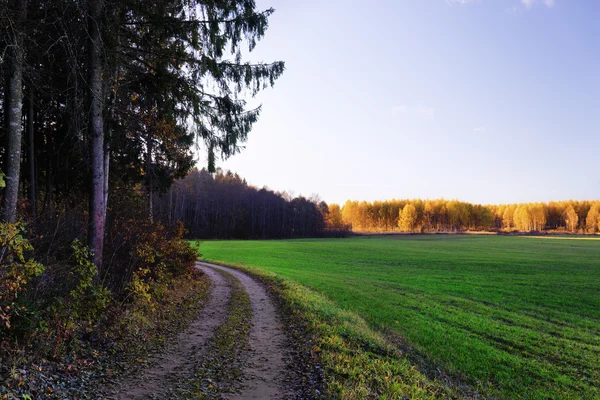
196, 235, 600, 399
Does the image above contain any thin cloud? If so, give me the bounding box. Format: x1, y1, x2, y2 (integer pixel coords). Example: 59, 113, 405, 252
521, 0, 554, 8
392, 105, 436, 118
449, 0, 555, 9
445, 0, 479, 5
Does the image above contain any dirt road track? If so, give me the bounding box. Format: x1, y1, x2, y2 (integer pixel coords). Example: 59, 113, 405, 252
108, 262, 288, 399
196, 262, 289, 399
108, 267, 230, 399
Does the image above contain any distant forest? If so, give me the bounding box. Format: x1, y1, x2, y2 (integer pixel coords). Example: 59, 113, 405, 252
340, 199, 599, 233
155, 169, 328, 239
158, 170, 599, 237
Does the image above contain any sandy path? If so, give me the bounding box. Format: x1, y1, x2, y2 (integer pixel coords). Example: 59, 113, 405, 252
107, 267, 231, 399
196, 261, 289, 399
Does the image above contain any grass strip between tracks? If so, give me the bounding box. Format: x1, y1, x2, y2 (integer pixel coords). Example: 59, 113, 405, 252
179, 270, 252, 399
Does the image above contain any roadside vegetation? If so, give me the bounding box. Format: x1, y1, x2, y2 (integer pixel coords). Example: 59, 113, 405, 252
0, 210, 207, 399
198, 235, 600, 399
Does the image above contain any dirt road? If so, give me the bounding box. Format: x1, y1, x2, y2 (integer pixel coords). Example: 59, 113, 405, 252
196, 262, 289, 399
107, 262, 289, 399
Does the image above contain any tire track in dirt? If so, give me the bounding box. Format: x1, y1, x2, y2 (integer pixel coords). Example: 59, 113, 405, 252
196, 261, 289, 399
107, 267, 230, 399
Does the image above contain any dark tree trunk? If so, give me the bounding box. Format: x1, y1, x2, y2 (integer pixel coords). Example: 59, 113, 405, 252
146, 131, 153, 222
1, 0, 27, 223
27, 86, 36, 218
103, 143, 110, 219
104, 56, 119, 228
87, 0, 105, 269
1, 81, 9, 174
168, 188, 173, 225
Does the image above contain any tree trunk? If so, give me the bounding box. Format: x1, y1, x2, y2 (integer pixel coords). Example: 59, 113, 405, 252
146, 131, 153, 222
168, 187, 173, 225
87, 0, 105, 270
104, 52, 119, 228
1, 81, 9, 174
1, 0, 27, 223
27, 86, 36, 218
103, 143, 110, 218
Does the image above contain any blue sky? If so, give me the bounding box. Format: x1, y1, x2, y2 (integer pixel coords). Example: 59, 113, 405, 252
213, 0, 599, 205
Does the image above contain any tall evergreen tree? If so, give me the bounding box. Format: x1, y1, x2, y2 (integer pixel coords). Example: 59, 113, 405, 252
103, 0, 285, 243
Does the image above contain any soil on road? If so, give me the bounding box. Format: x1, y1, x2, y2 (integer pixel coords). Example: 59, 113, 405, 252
196, 262, 289, 399
107, 262, 290, 399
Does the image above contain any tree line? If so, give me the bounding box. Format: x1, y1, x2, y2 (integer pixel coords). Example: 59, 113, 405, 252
339, 199, 600, 233
154, 168, 328, 239
154, 169, 598, 237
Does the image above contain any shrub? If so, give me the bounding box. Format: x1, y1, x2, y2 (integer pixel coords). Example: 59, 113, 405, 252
0, 222, 44, 329
69, 240, 112, 324
105, 185, 197, 295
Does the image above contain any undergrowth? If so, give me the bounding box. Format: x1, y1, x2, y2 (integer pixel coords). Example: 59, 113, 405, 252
0, 192, 207, 399
0, 266, 210, 399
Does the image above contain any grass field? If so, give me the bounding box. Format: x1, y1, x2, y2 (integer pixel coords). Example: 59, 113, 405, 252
195, 235, 600, 399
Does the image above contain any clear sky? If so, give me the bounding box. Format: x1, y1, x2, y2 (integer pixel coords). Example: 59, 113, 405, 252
211, 0, 599, 206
